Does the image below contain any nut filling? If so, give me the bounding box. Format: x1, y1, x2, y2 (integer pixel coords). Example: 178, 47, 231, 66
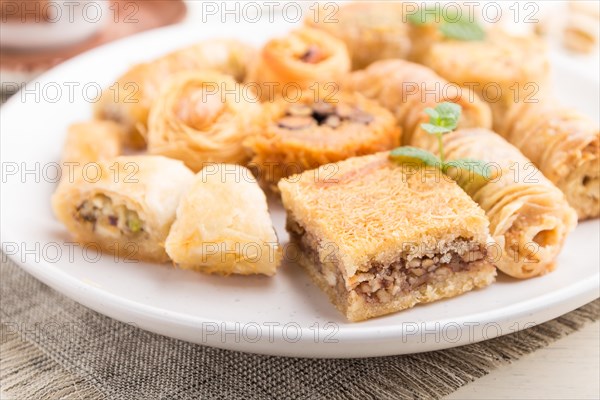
353, 249, 486, 303
75, 194, 145, 237
288, 218, 487, 304
299, 45, 325, 63
277, 101, 374, 130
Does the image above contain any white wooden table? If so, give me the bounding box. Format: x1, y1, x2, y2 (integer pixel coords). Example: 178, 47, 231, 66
447, 321, 600, 399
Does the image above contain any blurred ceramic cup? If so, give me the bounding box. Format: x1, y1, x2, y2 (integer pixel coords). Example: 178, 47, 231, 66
0, 0, 108, 50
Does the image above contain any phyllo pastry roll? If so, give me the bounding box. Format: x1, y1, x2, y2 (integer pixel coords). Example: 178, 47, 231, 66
278, 152, 496, 322
61, 121, 123, 166
166, 164, 282, 276
246, 27, 350, 102
497, 101, 599, 220
420, 30, 550, 114
95, 39, 255, 149
305, 2, 410, 70
147, 70, 260, 171
244, 92, 401, 191
51, 156, 194, 263
345, 59, 491, 147
435, 129, 577, 278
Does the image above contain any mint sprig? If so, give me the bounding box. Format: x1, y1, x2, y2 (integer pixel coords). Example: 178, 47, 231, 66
389, 146, 442, 168
407, 6, 486, 41
422, 103, 461, 135
388, 102, 491, 189
421, 102, 461, 163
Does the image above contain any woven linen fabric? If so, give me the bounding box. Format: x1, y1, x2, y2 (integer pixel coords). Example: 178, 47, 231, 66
1, 257, 599, 400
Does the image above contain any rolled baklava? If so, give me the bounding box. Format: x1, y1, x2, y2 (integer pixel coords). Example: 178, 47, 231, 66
52, 156, 194, 262
95, 39, 255, 148
345, 59, 492, 148
147, 70, 260, 171
166, 164, 282, 276
305, 2, 411, 70
432, 129, 578, 278
420, 30, 550, 116
497, 101, 599, 220
244, 92, 401, 191
279, 152, 496, 322
61, 121, 123, 166
246, 27, 351, 102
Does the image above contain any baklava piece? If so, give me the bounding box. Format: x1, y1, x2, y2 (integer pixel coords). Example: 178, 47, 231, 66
245, 92, 400, 192
147, 70, 260, 170
278, 152, 496, 321
52, 156, 194, 262
245, 27, 350, 101
165, 164, 282, 276
305, 2, 411, 70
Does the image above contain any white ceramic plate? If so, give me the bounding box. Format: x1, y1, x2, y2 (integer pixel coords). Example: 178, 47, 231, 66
1, 22, 599, 358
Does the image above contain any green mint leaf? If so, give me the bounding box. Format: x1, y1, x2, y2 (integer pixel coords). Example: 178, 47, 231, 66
420, 123, 453, 135
421, 102, 462, 135
389, 146, 442, 168
442, 6, 461, 22
407, 6, 486, 41
424, 108, 439, 121
440, 19, 486, 41
435, 102, 462, 127
443, 158, 492, 190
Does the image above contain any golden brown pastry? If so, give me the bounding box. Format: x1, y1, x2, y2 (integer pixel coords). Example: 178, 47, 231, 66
420, 30, 550, 116
52, 156, 195, 263
496, 101, 599, 220
279, 152, 496, 322
563, 2, 600, 54
345, 59, 492, 147
403, 3, 480, 62
305, 2, 411, 70
246, 27, 351, 102
166, 164, 282, 276
428, 129, 578, 278
61, 121, 123, 166
406, 18, 443, 62
95, 39, 255, 148
244, 91, 401, 191
147, 70, 261, 171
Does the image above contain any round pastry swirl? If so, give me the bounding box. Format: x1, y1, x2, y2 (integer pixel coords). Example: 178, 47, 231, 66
147, 70, 260, 171
245, 27, 351, 102
95, 39, 255, 149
